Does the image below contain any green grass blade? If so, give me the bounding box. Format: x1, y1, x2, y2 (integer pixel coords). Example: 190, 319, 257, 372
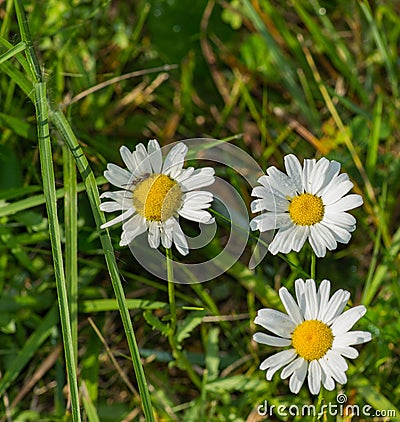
14, 0, 41, 81
51, 109, 155, 422
0, 60, 33, 99
81, 299, 167, 313
34, 82, 81, 422
0, 41, 26, 65
63, 145, 78, 363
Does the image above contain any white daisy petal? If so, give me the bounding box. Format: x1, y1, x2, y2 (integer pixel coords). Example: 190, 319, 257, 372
291, 226, 310, 252
170, 218, 189, 255
279, 287, 303, 325
174, 167, 195, 183
323, 351, 348, 384
120, 214, 147, 246
289, 359, 308, 394
255, 309, 296, 338
147, 139, 163, 173
162, 143, 188, 178
333, 346, 359, 359
147, 222, 161, 249
249, 212, 291, 232
317, 279, 331, 320
120, 146, 138, 173
100, 190, 133, 203
179, 167, 215, 191
121, 212, 146, 230
321, 375, 335, 391
268, 225, 303, 255
304, 279, 318, 320
266, 166, 297, 197
326, 349, 348, 371
132, 143, 152, 175
312, 223, 338, 250
182, 190, 213, 205
104, 163, 133, 189
100, 207, 135, 229
308, 360, 322, 395
329, 194, 363, 212
322, 223, 352, 244
294, 279, 307, 316
250, 198, 267, 213
161, 219, 174, 249
100, 201, 126, 212
284, 154, 303, 193
333, 331, 372, 346
280, 357, 303, 379
331, 306, 367, 335
319, 359, 336, 390
261, 349, 297, 379
257, 175, 292, 202
308, 225, 328, 257
178, 208, 214, 224
322, 179, 354, 205
310, 157, 330, 194
322, 210, 356, 229
251, 186, 289, 212
318, 160, 341, 193
261, 349, 297, 372
302, 158, 316, 190
253, 332, 291, 347
320, 290, 350, 324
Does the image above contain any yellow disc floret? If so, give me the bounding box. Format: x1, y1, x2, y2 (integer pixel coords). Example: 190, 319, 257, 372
291, 320, 333, 361
288, 193, 324, 226
133, 174, 182, 222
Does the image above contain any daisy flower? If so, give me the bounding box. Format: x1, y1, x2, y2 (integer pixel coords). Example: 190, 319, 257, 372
99, 139, 215, 255
250, 154, 363, 257
253, 279, 371, 395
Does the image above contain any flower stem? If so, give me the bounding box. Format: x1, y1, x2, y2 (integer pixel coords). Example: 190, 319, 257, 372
310, 251, 316, 280
165, 249, 202, 389
166, 248, 177, 336
312, 389, 324, 422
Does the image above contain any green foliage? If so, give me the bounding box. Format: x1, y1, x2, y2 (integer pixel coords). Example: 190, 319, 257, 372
0, 0, 399, 420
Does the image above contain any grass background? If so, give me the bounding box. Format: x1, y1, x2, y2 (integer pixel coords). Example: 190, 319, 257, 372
0, 0, 400, 420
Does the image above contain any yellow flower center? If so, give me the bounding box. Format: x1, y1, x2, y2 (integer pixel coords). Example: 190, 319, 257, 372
132, 174, 182, 222
288, 193, 324, 226
291, 320, 333, 361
